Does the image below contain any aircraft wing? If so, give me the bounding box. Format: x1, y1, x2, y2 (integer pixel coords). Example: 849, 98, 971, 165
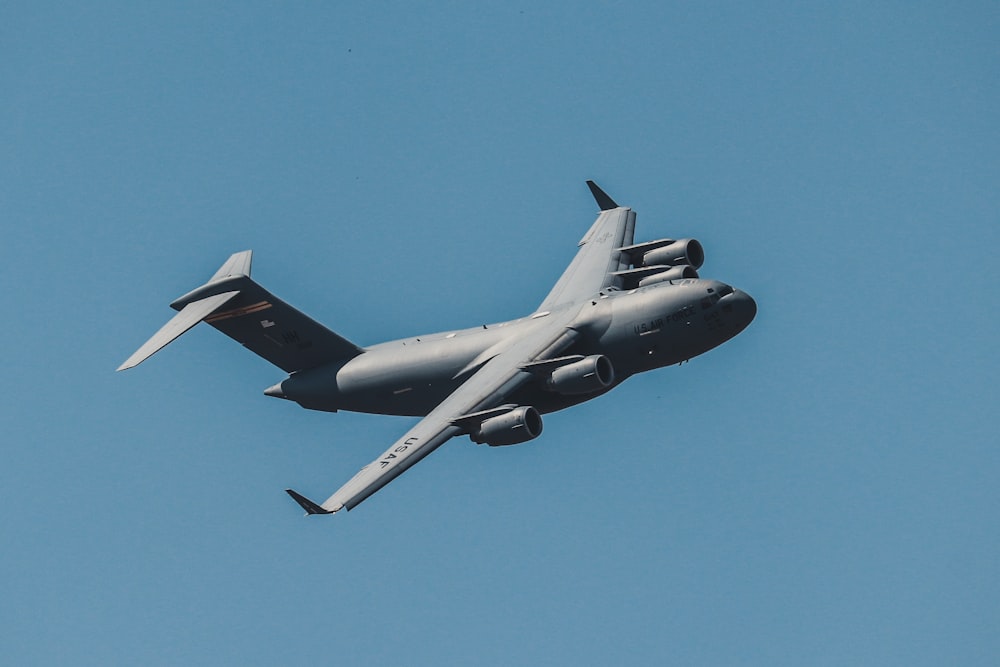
287, 311, 580, 515
536, 181, 636, 311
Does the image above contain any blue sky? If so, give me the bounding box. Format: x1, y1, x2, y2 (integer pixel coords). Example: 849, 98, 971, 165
3, 2, 997, 665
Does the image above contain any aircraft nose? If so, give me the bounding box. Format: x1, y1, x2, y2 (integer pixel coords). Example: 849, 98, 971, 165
731, 289, 757, 328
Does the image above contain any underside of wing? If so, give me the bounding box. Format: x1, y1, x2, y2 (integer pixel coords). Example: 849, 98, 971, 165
286, 314, 581, 515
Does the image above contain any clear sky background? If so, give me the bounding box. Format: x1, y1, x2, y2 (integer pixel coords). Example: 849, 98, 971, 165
2, 2, 997, 665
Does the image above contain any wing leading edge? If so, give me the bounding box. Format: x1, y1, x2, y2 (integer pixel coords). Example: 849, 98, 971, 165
287, 312, 580, 515
537, 181, 635, 311
286, 181, 630, 516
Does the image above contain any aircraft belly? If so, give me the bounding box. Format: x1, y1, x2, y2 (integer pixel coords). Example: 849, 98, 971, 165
284, 327, 521, 416
335, 349, 474, 416
122, 183, 758, 516
277, 285, 746, 417
600, 283, 755, 374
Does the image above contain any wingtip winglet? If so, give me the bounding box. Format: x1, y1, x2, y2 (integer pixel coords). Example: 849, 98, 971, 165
285, 488, 336, 516
586, 180, 618, 210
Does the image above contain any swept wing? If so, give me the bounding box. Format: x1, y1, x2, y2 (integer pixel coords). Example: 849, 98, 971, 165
287, 180, 637, 514
287, 314, 579, 513
536, 181, 636, 311
287, 181, 642, 514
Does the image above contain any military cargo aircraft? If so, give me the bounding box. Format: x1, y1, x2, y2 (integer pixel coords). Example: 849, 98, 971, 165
119, 182, 756, 515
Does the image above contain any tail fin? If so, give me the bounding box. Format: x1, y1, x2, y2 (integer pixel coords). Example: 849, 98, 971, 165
118, 251, 363, 373
209, 249, 254, 282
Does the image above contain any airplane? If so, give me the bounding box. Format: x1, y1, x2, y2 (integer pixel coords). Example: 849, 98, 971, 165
118, 181, 756, 516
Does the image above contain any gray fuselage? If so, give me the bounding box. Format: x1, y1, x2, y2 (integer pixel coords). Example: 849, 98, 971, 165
269, 278, 756, 416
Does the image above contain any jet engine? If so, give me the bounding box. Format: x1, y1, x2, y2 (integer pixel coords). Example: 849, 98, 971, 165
546, 355, 615, 395
471, 406, 543, 446
639, 239, 704, 269
637, 265, 699, 287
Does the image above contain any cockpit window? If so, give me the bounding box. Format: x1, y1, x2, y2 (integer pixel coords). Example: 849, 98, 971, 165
702, 285, 735, 309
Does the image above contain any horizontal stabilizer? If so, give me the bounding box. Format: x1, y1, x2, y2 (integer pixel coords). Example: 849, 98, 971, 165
120, 251, 364, 374
285, 489, 337, 516
117, 291, 241, 371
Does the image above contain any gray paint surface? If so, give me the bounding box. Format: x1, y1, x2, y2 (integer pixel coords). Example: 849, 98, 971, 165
120, 182, 756, 514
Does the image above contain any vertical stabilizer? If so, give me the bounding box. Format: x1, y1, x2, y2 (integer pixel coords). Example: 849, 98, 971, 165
211, 250, 253, 281
119, 251, 364, 374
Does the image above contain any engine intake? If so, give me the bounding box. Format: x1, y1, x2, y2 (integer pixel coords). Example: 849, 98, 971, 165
471, 406, 543, 446
640, 239, 704, 269
546, 355, 615, 395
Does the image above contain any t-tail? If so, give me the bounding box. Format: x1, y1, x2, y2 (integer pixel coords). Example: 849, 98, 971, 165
118, 251, 363, 373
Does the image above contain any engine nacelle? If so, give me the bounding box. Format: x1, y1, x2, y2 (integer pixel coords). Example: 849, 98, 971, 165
637, 265, 699, 287
640, 239, 704, 269
546, 355, 615, 395
471, 406, 543, 446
